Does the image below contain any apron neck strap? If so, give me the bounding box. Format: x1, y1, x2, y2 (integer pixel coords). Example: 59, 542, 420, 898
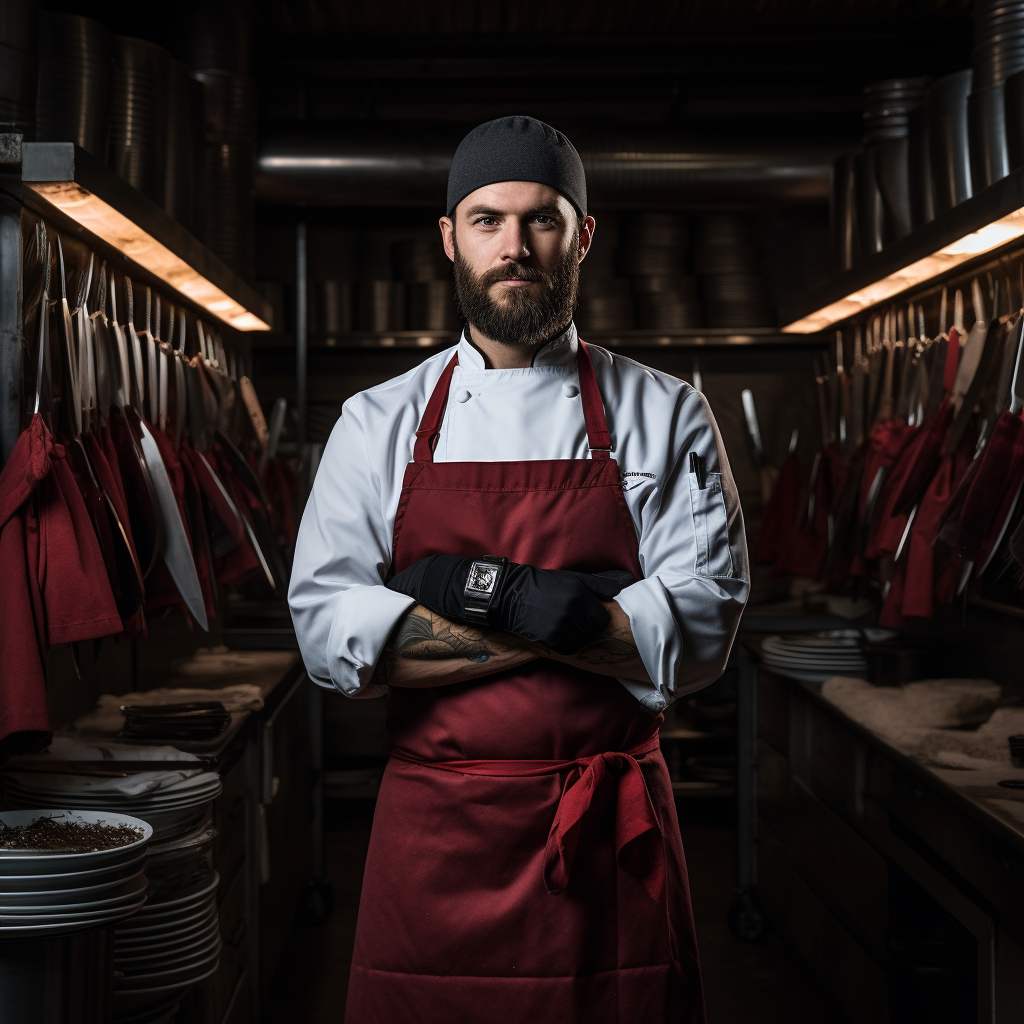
413, 340, 613, 463
577, 340, 612, 459
414, 353, 460, 462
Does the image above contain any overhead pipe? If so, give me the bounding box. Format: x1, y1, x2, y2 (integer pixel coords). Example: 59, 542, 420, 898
256, 122, 836, 207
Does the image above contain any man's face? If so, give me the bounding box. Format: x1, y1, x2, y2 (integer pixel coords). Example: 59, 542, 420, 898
439, 181, 595, 348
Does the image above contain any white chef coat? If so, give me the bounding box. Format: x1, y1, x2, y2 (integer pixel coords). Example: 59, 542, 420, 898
288, 323, 749, 713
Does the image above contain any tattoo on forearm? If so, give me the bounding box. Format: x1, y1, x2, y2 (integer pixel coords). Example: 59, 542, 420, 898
375, 608, 526, 686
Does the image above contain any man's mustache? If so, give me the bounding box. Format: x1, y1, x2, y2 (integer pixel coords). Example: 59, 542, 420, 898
480, 264, 548, 286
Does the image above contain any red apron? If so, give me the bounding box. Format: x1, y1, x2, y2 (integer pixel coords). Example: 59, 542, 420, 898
345, 343, 704, 1024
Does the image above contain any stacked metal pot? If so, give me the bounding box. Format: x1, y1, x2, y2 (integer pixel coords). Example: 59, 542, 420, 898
193, 69, 257, 280
0, 0, 37, 137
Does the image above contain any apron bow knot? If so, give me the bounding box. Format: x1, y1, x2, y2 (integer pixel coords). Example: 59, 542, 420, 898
542, 735, 664, 903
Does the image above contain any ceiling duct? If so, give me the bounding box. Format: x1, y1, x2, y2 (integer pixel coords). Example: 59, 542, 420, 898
256, 122, 835, 208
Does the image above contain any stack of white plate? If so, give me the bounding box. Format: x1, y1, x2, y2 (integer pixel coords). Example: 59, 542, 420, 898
761, 631, 871, 683
112, 870, 221, 1021
0, 809, 150, 940
4, 773, 222, 843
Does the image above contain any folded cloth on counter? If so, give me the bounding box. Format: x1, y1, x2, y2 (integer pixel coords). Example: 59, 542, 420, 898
71, 685, 264, 738
821, 677, 1017, 768
5, 736, 204, 796
171, 646, 295, 680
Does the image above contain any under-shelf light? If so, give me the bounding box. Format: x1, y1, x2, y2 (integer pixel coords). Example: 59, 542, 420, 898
783, 208, 1024, 334
25, 181, 271, 332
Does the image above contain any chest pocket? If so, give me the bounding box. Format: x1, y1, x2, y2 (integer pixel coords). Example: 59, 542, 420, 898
688, 472, 734, 578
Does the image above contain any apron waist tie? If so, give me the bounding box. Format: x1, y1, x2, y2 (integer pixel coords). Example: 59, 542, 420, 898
390, 731, 664, 903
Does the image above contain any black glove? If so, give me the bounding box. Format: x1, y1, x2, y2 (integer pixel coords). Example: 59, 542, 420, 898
386, 554, 634, 655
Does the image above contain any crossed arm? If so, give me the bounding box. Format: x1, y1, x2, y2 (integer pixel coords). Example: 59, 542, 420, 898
373, 600, 652, 688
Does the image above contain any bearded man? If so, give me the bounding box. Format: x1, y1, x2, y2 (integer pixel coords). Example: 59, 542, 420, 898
289, 115, 749, 1024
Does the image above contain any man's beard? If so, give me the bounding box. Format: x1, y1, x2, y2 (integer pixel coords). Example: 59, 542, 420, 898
452, 231, 579, 348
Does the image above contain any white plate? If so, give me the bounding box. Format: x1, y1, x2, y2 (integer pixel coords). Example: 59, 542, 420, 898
0, 865, 145, 904
0, 850, 145, 892
115, 904, 216, 942
0, 892, 146, 923
762, 654, 867, 670
117, 932, 222, 973
762, 650, 867, 665
115, 942, 221, 988
0, 872, 147, 912
3, 789, 220, 811
139, 872, 219, 913
116, 902, 215, 937
0, 811, 151, 873
0, 899, 146, 936
115, 920, 220, 963
111, 960, 218, 997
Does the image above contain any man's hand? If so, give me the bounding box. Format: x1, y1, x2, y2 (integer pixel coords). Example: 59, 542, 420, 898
386, 554, 633, 655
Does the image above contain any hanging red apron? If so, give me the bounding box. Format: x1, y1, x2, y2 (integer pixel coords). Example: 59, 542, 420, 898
345, 343, 704, 1024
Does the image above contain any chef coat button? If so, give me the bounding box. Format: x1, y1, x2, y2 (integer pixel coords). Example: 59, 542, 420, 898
456, 389, 472, 403
563, 383, 580, 398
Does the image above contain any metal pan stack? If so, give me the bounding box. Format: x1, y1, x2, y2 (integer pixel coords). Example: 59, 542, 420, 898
692, 214, 773, 328
617, 213, 700, 330
355, 281, 406, 332
930, 69, 974, 212
36, 13, 109, 157
312, 280, 354, 340
968, 0, 1024, 189
109, 36, 169, 204
576, 277, 635, 332
0, 0, 37, 137
193, 69, 257, 280
393, 240, 458, 331
162, 60, 201, 233
861, 78, 930, 250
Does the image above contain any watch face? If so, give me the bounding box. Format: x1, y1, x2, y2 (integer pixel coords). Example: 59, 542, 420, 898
467, 563, 498, 594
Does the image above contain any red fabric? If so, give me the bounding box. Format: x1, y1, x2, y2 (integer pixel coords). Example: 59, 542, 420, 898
264, 457, 298, 547
0, 416, 54, 754
957, 413, 1024, 562
84, 429, 145, 635
43, 443, 123, 644
774, 446, 845, 579
346, 342, 703, 1024
751, 451, 801, 562
213, 446, 266, 586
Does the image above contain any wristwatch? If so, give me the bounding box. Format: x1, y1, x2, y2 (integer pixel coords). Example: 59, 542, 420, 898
463, 557, 509, 625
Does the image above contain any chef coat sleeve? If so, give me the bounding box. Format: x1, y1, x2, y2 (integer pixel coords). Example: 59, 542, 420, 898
614, 387, 749, 711
288, 398, 415, 698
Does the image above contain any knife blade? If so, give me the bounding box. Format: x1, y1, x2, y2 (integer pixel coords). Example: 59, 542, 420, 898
56, 239, 81, 437
951, 279, 990, 411
741, 388, 765, 466
136, 418, 208, 630
1011, 315, 1024, 416
195, 450, 276, 589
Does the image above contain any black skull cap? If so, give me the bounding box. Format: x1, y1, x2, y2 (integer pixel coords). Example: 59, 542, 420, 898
446, 116, 586, 218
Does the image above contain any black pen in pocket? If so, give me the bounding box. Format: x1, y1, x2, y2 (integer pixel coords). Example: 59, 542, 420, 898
689, 452, 706, 490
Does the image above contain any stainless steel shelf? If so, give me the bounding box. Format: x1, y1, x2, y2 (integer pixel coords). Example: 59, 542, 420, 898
20, 141, 272, 331
782, 162, 1024, 331
253, 327, 814, 350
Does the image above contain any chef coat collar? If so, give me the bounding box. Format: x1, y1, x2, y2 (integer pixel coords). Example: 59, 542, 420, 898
457, 323, 579, 370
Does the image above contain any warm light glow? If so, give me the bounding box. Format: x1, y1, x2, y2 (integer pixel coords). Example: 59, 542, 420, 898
783, 206, 1024, 333
26, 181, 271, 332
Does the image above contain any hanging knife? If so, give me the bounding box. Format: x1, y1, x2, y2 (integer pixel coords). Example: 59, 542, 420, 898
136, 416, 208, 630
56, 239, 82, 437
851, 324, 866, 446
